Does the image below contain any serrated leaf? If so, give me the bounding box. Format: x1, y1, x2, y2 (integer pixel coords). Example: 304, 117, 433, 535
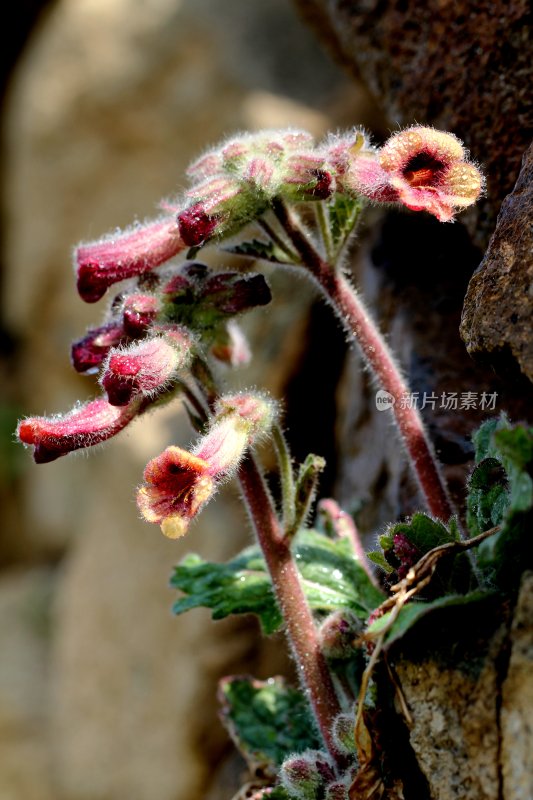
218, 676, 320, 772
367, 551, 394, 573
366, 591, 492, 648
377, 513, 469, 592
225, 238, 292, 265
327, 194, 364, 251
468, 418, 533, 587
389, 512, 458, 552
171, 529, 385, 633
472, 417, 502, 463
170, 548, 282, 634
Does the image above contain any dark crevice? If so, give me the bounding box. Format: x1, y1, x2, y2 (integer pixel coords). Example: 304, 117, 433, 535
281, 300, 348, 498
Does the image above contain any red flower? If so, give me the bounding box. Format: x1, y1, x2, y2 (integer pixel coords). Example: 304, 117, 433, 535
347, 126, 483, 221
17, 398, 138, 463
137, 447, 215, 539
101, 330, 193, 406
137, 392, 276, 538
76, 218, 185, 303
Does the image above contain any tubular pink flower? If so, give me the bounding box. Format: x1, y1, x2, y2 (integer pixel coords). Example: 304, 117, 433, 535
17, 398, 138, 463
75, 218, 185, 303
349, 127, 483, 221
138, 392, 276, 538
101, 329, 194, 406
71, 321, 126, 374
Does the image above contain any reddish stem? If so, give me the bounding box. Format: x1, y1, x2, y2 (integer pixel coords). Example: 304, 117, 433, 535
272, 201, 454, 524
238, 454, 346, 768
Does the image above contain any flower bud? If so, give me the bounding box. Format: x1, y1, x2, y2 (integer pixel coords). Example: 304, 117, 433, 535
122, 293, 161, 337
75, 218, 185, 303
392, 532, 420, 580
17, 398, 138, 463
214, 392, 276, 441
202, 272, 271, 315
318, 610, 361, 660
244, 156, 276, 193
176, 202, 220, 247
332, 713, 356, 756
324, 781, 348, 800
101, 329, 193, 406
186, 150, 224, 181
71, 322, 125, 373
280, 751, 336, 800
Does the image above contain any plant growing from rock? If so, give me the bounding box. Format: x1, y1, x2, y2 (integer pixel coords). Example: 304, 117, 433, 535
17, 125, 533, 797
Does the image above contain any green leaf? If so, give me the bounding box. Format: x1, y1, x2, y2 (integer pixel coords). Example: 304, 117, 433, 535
388, 512, 458, 552
218, 676, 320, 771
171, 529, 385, 633
225, 238, 292, 265
327, 194, 364, 251
467, 417, 533, 587
170, 548, 282, 634
471, 417, 503, 463
366, 591, 492, 648
367, 550, 394, 573
293, 528, 385, 618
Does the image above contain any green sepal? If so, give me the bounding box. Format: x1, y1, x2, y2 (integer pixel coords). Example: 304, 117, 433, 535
225, 237, 293, 265
327, 194, 365, 252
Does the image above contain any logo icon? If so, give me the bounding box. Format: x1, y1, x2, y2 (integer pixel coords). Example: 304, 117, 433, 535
375, 390, 395, 411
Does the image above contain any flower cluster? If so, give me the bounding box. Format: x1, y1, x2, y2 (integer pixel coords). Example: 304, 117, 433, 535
174, 125, 483, 246
18, 256, 271, 462
71, 126, 482, 311
17, 123, 483, 533
137, 392, 276, 538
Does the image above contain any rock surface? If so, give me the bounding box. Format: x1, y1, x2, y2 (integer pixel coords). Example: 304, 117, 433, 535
0, 568, 55, 800
393, 603, 506, 800
501, 572, 533, 800
460, 142, 533, 383
293, 0, 533, 382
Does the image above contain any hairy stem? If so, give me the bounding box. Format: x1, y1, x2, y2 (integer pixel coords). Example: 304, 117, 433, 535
238, 453, 346, 768
272, 200, 454, 525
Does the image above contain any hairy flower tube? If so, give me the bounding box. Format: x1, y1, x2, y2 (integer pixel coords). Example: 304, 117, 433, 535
17, 398, 140, 463
101, 327, 195, 406
345, 126, 483, 221
75, 217, 185, 303
137, 392, 276, 538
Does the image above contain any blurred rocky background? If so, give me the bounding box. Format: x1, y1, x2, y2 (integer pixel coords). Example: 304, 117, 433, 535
0, 2, 379, 799
1, 1, 531, 799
